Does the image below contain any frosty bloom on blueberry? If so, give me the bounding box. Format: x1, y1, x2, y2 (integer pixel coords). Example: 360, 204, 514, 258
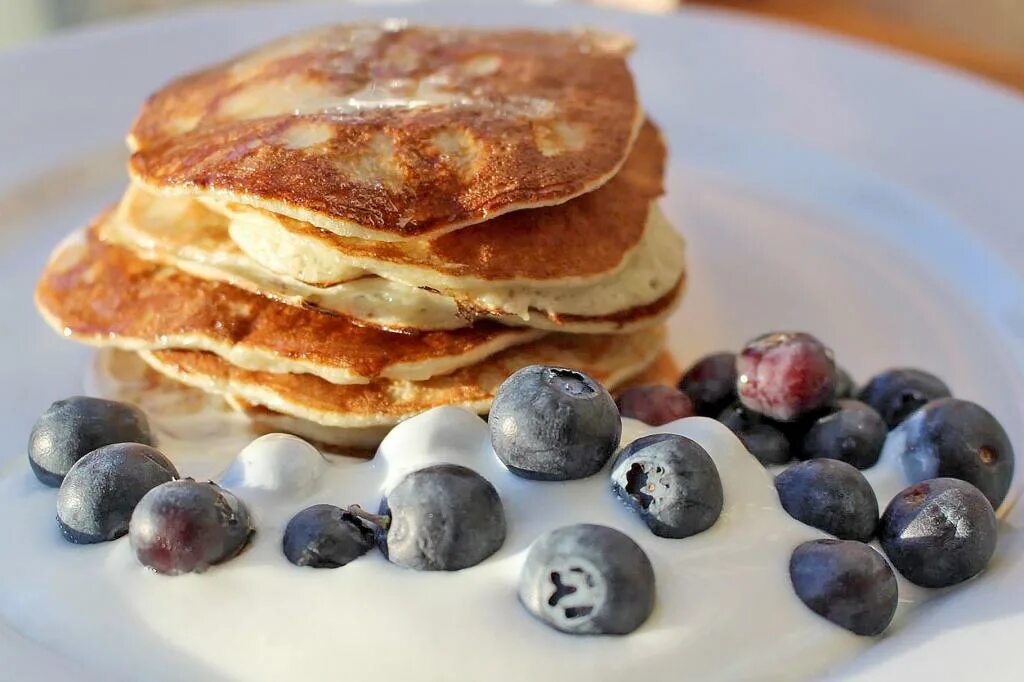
736, 332, 836, 422
610, 433, 723, 538
489, 365, 620, 480
879, 478, 996, 588
29, 396, 156, 487
518, 524, 655, 635
888, 398, 1014, 509
370, 464, 506, 571
57, 443, 178, 544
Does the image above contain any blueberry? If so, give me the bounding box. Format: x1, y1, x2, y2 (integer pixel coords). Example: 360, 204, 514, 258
832, 367, 856, 400
283, 504, 374, 568
377, 464, 505, 571
518, 524, 655, 635
857, 368, 951, 428
718, 403, 791, 465
29, 396, 156, 487
799, 400, 887, 469
775, 460, 878, 541
890, 398, 1014, 509
130, 479, 253, 575
879, 478, 997, 587
616, 385, 695, 426
789, 539, 897, 636
489, 365, 620, 480
736, 332, 836, 422
610, 434, 723, 538
678, 352, 737, 417
57, 443, 178, 544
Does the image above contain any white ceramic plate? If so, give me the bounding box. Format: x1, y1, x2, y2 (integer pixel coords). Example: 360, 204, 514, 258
2, 2, 1024, 680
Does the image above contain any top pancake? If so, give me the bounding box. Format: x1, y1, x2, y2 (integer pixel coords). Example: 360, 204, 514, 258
220, 119, 666, 288
128, 23, 643, 241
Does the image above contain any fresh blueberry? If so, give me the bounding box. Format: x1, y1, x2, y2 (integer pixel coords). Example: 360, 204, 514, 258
718, 403, 791, 465
518, 524, 655, 635
610, 434, 723, 538
283, 504, 374, 568
889, 398, 1014, 509
57, 443, 178, 544
678, 352, 737, 417
879, 478, 997, 588
799, 400, 887, 469
857, 368, 951, 428
832, 367, 856, 400
789, 539, 898, 636
29, 396, 156, 487
736, 332, 837, 422
377, 464, 505, 571
616, 385, 695, 426
130, 479, 254, 575
774, 460, 878, 541
489, 365, 620, 480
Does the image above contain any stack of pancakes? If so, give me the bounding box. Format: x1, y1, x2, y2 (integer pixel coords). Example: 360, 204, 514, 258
35, 23, 685, 453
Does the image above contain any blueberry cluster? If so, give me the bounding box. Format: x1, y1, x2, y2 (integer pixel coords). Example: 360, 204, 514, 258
663, 331, 1013, 635
29, 396, 254, 574
25, 337, 1016, 642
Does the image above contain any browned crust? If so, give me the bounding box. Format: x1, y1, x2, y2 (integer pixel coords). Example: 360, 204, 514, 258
257, 120, 665, 281
128, 24, 641, 239
142, 326, 662, 424
35, 228, 538, 381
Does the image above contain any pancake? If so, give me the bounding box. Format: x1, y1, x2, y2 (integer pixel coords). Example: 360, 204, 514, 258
35, 229, 543, 385
138, 325, 666, 428
88, 348, 386, 455
103, 191, 470, 332
219, 119, 666, 288
105, 186, 685, 330
128, 23, 643, 241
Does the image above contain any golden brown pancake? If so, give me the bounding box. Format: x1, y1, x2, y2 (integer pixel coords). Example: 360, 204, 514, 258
129, 24, 643, 241
103, 189, 685, 333
138, 325, 665, 428
88, 348, 386, 456
220, 120, 666, 287
92, 347, 677, 458
35, 229, 543, 385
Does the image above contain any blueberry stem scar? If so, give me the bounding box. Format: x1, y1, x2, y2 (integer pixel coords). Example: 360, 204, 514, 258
346, 504, 391, 531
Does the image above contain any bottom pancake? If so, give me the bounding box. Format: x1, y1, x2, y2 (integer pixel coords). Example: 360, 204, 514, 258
138, 326, 666, 429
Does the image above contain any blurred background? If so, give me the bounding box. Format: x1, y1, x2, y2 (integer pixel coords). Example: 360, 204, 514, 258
2, 0, 1022, 90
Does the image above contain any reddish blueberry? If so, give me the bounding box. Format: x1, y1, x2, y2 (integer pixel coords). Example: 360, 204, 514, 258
129, 479, 253, 575
616, 385, 695, 426
736, 332, 837, 422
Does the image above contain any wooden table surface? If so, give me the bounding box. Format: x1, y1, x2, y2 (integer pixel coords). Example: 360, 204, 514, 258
690, 0, 1024, 92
